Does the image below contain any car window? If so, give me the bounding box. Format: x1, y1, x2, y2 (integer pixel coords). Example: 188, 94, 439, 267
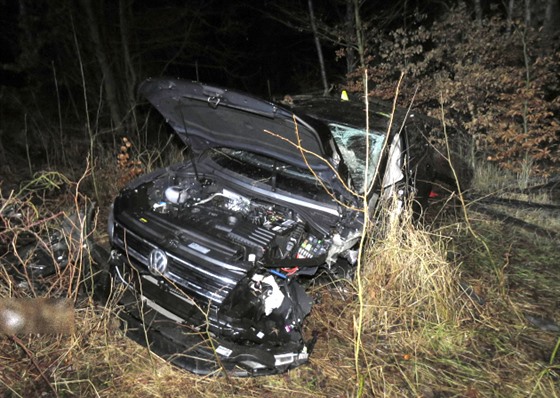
328, 123, 385, 193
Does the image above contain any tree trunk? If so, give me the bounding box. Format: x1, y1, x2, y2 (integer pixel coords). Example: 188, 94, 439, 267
474, 0, 483, 23
542, 0, 560, 45
524, 0, 532, 26
16, 0, 39, 71
507, 0, 515, 34
308, 0, 329, 95
0, 126, 7, 170
353, 0, 366, 69
345, 0, 356, 75
119, 0, 137, 135
80, 0, 123, 129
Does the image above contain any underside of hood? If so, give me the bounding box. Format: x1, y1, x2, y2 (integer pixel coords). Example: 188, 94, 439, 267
139, 78, 334, 171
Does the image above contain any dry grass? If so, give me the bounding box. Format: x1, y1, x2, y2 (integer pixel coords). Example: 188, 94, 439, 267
346, 197, 560, 397
1, 166, 559, 397
354, 203, 472, 396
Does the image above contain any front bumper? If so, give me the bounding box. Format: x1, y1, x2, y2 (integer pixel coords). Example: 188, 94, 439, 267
110, 254, 311, 376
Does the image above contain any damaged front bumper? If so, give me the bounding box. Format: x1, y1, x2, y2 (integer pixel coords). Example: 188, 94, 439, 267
110, 253, 314, 376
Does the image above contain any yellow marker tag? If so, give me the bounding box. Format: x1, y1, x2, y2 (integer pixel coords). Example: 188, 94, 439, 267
139, 217, 148, 223
341, 90, 349, 101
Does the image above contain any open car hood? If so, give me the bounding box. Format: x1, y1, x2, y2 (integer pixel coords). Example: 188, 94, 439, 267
140, 78, 334, 171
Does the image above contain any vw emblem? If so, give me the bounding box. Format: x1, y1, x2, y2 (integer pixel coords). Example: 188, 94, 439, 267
148, 249, 168, 275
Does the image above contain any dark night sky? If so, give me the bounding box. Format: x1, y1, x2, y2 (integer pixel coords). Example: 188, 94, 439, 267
155, 1, 344, 96
0, 0, 353, 169
0, 0, 456, 97
0, 0, 346, 98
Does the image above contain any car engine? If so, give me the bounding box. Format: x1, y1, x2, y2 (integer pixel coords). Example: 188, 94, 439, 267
142, 171, 335, 270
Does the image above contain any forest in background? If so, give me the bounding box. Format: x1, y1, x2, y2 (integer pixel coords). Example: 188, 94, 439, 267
0, 0, 558, 186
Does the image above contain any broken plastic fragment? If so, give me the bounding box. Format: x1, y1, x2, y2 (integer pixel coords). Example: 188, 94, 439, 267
251, 274, 285, 315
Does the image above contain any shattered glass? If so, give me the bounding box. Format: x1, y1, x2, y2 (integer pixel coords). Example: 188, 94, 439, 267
328, 123, 385, 193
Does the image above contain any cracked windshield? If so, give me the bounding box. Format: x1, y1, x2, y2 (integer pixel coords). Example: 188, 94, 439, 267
329, 123, 385, 193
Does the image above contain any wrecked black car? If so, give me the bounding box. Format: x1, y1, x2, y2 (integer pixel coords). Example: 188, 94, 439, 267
107, 77, 459, 376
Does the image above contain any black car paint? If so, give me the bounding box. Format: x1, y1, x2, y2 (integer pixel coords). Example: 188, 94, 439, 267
107, 78, 440, 376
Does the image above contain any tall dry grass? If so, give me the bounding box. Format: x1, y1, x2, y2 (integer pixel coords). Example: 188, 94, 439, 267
352, 199, 470, 396
1, 162, 559, 397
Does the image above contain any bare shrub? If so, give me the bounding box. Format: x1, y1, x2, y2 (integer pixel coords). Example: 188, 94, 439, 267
345, 4, 560, 176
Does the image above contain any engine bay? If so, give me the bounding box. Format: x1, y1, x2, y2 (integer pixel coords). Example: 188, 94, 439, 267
140, 171, 334, 272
